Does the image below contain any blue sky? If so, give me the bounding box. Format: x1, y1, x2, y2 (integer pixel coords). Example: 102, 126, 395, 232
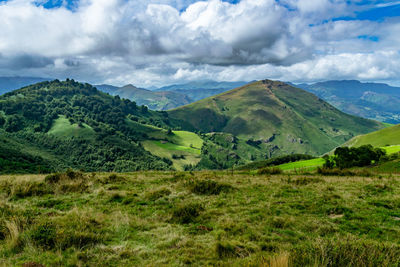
0, 0, 399, 86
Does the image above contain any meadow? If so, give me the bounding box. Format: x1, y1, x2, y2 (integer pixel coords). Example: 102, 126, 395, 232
0, 170, 399, 266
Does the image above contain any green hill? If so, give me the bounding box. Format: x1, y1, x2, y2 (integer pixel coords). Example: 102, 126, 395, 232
345, 124, 400, 147
168, 80, 384, 157
0, 79, 180, 173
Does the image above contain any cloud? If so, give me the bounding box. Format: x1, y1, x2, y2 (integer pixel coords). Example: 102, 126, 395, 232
0, 0, 398, 87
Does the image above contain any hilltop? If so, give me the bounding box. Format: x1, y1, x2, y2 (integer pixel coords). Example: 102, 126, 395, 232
168, 80, 384, 158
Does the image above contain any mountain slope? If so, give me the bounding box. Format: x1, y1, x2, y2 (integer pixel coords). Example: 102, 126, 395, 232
298, 80, 400, 123
168, 80, 384, 157
0, 79, 177, 173
344, 124, 400, 147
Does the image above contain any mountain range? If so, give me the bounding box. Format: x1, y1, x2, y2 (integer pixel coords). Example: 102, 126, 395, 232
297, 80, 400, 123
0, 79, 385, 173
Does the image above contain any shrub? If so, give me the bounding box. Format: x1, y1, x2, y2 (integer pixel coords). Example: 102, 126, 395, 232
257, 167, 283, 175
171, 203, 204, 224
332, 145, 386, 169
187, 180, 232, 195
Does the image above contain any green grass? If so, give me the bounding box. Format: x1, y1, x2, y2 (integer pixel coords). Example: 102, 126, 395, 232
278, 158, 325, 171
345, 124, 400, 147
169, 131, 203, 149
48, 115, 94, 139
0, 170, 399, 266
382, 145, 400, 154
149, 140, 200, 154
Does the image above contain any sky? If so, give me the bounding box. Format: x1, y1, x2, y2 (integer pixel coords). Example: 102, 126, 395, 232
0, 0, 399, 87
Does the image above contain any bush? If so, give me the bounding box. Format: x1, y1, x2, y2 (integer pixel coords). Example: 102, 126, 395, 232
171, 203, 204, 224
332, 145, 386, 169
257, 167, 283, 175
187, 179, 232, 195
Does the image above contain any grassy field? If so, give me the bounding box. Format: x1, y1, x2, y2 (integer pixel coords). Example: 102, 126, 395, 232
48, 115, 94, 139
142, 130, 203, 171
0, 170, 399, 266
278, 158, 325, 171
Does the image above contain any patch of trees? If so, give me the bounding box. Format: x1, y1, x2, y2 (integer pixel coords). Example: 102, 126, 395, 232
323, 145, 386, 169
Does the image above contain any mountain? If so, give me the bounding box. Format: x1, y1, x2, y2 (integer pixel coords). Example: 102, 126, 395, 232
155, 80, 249, 102
168, 80, 384, 158
0, 79, 177, 173
297, 80, 400, 123
103, 84, 192, 110
156, 80, 248, 91
0, 76, 50, 95
94, 81, 248, 110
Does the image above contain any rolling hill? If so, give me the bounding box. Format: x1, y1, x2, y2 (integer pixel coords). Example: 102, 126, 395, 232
0, 79, 181, 173
168, 80, 384, 157
297, 80, 400, 123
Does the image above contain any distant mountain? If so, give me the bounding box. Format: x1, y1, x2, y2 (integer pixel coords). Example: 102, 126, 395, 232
156, 80, 248, 102
0, 76, 50, 95
95, 81, 249, 110
156, 80, 248, 91
168, 80, 384, 158
95, 84, 192, 110
296, 80, 400, 123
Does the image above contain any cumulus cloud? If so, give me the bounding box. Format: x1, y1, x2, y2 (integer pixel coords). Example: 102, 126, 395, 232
0, 0, 399, 86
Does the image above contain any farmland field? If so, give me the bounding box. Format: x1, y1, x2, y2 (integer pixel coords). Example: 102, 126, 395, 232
0, 170, 399, 266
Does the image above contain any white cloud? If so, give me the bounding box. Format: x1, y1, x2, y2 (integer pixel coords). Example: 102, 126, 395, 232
0, 0, 398, 87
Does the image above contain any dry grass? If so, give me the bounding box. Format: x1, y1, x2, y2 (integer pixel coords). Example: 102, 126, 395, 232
0, 170, 399, 266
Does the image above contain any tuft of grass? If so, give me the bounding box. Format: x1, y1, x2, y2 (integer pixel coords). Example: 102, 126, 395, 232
145, 188, 171, 201
171, 203, 204, 224
216, 240, 253, 258
290, 237, 400, 266
186, 179, 232, 195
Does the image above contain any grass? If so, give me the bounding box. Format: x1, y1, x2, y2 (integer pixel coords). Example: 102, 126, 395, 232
141, 130, 203, 171
278, 158, 325, 171
382, 145, 400, 154
345, 124, 400, 147
0, 170, 399, 266
47, 115, 94, 139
